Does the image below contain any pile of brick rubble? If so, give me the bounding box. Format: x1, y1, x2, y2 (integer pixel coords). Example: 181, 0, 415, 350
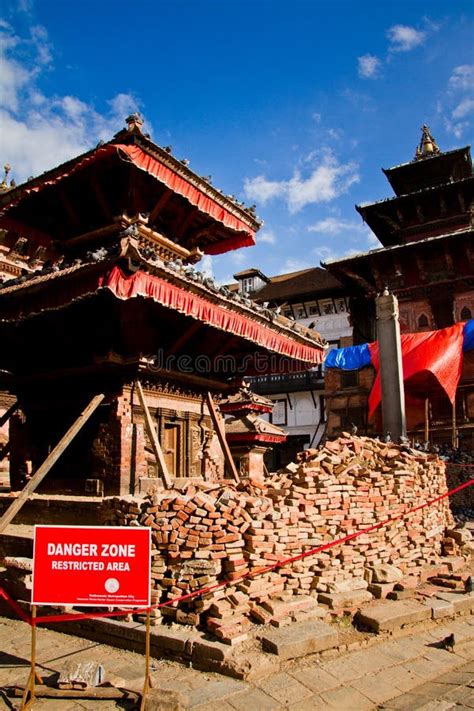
100, 434, 462, 644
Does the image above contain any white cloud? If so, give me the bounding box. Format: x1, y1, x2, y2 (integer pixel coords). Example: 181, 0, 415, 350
242, 175, 284, 204
258, 229, 276, 244
308, 217, 365, 235
200, 255, 213, 278
312, 112, 322, 123
358, 54, 381, 79
441, 65, 474, 140
448, 65, 474, 92
452, 98, 474, 120
244, 152, 359, 215
387, 24, 426, 52
0, 21, 145, 183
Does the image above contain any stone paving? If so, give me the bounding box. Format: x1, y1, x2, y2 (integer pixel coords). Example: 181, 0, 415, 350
0, 615, 473, 710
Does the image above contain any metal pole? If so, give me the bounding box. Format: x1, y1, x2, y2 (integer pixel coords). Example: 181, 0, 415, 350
375, 289, 406, 440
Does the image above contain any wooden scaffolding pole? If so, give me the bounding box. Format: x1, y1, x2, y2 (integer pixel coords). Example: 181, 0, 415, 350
424, 398, 430, 444
135, 381, 172, 489
0, 394, 105, 534
0, 400, 19, 428
206, 392, 240, 483
452, 396, 457, 448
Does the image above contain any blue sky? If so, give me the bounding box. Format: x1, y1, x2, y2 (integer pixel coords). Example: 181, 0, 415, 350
1, 0, 473, 283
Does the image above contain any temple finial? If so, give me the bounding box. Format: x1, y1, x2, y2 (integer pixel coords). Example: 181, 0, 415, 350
414, 125, 440, 160
125, 113, 144, 133
0, 164, 14, 193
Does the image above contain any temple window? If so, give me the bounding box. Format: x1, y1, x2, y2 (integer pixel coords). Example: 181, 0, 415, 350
418, 313, 429, 328
461, 306, 472, 320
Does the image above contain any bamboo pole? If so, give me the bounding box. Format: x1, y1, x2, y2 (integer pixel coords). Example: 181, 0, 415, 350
0, 394, 105, 534
424, 398, 430, 443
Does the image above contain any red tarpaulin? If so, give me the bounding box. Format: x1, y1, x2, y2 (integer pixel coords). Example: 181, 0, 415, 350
101, 266, 324, 365
368, 322, 466, 418
0, 144, 256, 255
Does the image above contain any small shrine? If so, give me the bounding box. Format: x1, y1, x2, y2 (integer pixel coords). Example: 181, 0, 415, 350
220, 386, 287, 480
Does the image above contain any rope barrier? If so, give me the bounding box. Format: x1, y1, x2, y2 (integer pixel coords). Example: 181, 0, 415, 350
1, 477, 473, 627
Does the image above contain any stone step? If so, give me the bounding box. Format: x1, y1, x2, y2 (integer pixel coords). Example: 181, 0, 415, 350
260, 619, 338, 660
355, 600, 431, 633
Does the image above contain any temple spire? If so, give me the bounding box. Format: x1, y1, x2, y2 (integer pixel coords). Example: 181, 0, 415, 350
414, 124, 440, 160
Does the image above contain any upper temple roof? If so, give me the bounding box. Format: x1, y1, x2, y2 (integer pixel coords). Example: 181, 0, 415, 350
0, 115, 261, 261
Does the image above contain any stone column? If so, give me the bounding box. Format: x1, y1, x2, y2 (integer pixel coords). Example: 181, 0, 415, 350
376, 289, 406, 440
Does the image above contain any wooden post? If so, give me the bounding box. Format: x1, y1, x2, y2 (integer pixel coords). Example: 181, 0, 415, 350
424, 398, 430, 444
135, 381, 172, 488
206, 392, 240, 482
0, 441, 10, 462
140, 609, 152, 711
452, 396, 457, 448
0, 394, 105, 534
20, 606, 36, 710
0, 400, 19, 428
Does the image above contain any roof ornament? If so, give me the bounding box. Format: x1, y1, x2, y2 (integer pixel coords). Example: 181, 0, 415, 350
414, 125, 440, 160
0, 164, 16, 193
125, 113, 144, 134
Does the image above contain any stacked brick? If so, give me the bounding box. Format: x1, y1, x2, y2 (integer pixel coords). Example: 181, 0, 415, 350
101, 435, 454, 643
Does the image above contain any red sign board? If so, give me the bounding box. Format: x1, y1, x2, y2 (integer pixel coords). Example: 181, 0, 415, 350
32, 526, 151, 607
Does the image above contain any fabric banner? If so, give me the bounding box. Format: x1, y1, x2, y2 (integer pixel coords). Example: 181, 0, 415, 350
325, 320, 473, 419
368, 322, 466, 417
101, 266, 324, 365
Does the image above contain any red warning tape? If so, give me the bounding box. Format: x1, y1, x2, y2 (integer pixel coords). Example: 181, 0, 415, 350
1, 477, 473, 627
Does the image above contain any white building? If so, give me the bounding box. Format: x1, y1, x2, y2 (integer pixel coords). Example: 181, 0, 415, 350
231, 267, 353, 467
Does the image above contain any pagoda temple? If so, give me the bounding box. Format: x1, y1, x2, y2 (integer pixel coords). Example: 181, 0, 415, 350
324, 126, 474, 444
0, 115, 325, 495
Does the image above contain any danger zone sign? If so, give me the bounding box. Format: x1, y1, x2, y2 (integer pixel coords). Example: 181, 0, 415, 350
32, 525, 151, 607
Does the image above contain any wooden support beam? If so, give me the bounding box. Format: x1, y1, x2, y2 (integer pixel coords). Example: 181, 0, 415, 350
174, 207, 198, 240
205, 392, 240, 483
91, 176, 112, 221
0, 394, 105, 534
165, 321, 202, 357
0, 400, 19, 428
149, 188, 173, 225
135, 381, 172, 489
59, 190, 81, 230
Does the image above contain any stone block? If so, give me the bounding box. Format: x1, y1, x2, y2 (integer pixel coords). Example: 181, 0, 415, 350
318, 589, 373, 609
144, 687, 189, 711
368, 583, 395, 599
261, 620, 338, 660
356, 600, 431, 633
425, 598, 455, 619
192, 638, 232, 662
435, 591, 474, 614
370, 564, 404, 583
